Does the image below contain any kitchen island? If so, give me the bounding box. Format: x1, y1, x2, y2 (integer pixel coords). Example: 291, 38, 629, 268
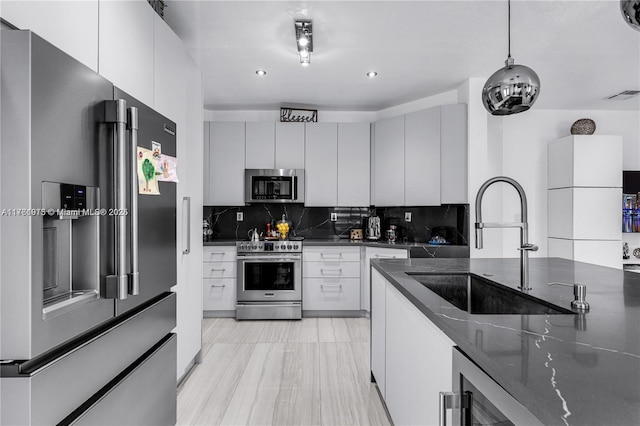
371, 257, 640, 425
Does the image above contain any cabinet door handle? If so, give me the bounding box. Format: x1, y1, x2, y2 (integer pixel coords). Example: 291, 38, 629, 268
320, 268, 342, 275
320, 253, 342, 259
182, 196, 191, 255
321, 284, 343, 291
210, 284, 226, 288
374, 254, 396, 258
210, 268, 226, 272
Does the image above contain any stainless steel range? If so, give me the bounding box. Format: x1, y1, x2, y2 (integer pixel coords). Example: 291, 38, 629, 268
236, 239, 302, 320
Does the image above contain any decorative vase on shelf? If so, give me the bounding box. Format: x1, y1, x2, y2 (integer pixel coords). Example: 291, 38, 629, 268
570, 118, 596, 135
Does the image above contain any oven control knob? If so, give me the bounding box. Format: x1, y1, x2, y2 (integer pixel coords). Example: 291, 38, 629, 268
287, 244, 292, 250
239, 243, 245, 250
259, 243, 263, 249
294, 244, 299, 250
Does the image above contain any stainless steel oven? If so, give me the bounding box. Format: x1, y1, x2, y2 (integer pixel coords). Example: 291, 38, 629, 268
244, 169, 304, 203
236, 240, 302, 320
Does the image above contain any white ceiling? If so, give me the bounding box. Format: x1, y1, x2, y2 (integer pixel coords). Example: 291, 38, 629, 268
165, 0, 640, 112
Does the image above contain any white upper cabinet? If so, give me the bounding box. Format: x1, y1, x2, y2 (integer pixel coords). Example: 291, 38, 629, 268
1, 0, 99, 72
405, 108, 441, 206
153, 14, 185, 123
207, 122, 246, 206
338, 123, 370, 207
246, 122, 276, 169
305, 123, 338, 206
275, 122, 305, 169
548, 135, 622, 189
440, 104, 468, 204
372, 104, 468, 207
373, 116, 405, 206
99, 0, 154, 106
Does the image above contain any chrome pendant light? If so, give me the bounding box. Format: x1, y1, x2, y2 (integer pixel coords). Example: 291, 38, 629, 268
482, 0, 540, 115
621, 1, 640, 31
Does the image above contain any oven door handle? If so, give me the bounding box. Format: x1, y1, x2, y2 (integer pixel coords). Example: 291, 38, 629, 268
238, 257, 301, 263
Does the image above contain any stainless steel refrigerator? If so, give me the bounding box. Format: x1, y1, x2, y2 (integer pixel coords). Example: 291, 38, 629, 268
1, 30, 177, 425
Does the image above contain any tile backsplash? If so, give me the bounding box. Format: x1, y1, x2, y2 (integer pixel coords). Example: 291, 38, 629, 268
203, 204, 468, 245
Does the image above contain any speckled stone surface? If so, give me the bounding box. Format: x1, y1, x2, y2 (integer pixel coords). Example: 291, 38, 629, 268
371, 257, 640, 426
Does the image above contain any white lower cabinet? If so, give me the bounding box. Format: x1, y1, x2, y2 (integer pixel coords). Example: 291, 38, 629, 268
370, 268, 387, 397
202, 246, 237, 316
303, 246, 361, 312
371, 268, 454, 425
361, 247, 408, 311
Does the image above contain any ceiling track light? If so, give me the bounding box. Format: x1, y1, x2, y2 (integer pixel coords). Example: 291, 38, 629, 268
481, 0, 540, 116
294, 20, 313, 66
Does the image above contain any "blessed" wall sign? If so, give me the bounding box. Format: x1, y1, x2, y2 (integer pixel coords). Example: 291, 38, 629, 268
280, 107, 318, 122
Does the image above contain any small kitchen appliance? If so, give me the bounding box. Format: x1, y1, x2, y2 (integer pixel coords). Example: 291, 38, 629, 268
365, 216, 381, 240
245, 169, 304, 203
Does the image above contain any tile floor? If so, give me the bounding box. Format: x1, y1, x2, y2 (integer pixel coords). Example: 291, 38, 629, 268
177, 317, 391, 426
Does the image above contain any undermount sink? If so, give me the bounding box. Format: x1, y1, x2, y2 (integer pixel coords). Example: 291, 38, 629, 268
407, 273, 574, 315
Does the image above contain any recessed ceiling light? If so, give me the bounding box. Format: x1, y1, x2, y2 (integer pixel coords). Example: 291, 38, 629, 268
255, 69, 267, 76
366, 71, 378, 78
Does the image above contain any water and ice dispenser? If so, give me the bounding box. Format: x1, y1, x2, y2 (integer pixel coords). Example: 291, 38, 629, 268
41, 182, 100, 319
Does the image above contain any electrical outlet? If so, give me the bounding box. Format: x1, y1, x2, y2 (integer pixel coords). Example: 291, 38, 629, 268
405, 212, 412, 222
237, 212, 243, 222
330, 212, 338, 222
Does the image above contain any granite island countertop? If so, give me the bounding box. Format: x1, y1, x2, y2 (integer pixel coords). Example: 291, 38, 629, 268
371, 257, 640, 426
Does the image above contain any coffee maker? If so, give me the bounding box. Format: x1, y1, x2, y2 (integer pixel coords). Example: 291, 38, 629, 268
365, 216, 381, 240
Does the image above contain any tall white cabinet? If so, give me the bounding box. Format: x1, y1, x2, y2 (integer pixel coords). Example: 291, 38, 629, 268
305, 123, 338, 206
205, 122, 246, 206
338, 123, 370, 207
373, 116, 405, 206
548, 135, 623, 269
98, 0, 155, 106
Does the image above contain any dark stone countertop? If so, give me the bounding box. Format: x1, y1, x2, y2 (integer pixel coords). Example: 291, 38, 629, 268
203, 238, 470, 258
203, 239, 237, 246
371, 257, 640, 426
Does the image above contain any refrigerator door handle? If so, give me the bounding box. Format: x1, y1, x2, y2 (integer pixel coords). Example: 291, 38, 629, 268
183, 196, 191, 254
104, 99, 128, 300
127, 106, 140, 295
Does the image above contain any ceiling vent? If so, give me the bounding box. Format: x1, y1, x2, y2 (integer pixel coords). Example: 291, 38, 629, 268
605, 90, 640, 100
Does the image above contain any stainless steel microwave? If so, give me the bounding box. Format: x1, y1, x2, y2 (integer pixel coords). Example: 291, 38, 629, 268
244, 169, 305, 203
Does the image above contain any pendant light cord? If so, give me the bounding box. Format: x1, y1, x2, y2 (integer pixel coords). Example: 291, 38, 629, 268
508, 0, 511, 59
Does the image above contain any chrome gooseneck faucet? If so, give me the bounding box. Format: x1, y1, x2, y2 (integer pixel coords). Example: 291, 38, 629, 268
475, 176, 538, 291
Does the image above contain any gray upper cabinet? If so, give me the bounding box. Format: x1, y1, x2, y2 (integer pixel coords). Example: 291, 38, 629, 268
405, 108, 441, 206
373, 116, 405, 206
245, 122, 275, 169
305, 123, 338, 206
275, 122, 305, 169
440, 104, 468, 204
338, 123, 370, 207
206, 122, 245, 206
